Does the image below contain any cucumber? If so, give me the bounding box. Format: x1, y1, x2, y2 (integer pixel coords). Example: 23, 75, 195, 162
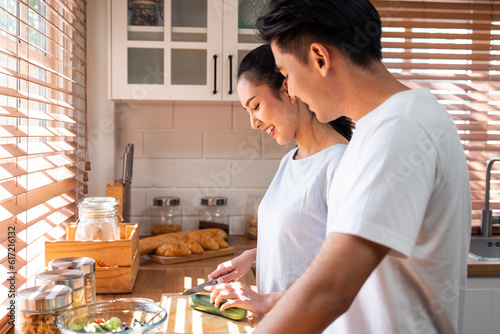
188, 293, 247, 321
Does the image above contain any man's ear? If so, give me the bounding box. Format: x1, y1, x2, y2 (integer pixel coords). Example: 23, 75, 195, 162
310, 43, 330, 77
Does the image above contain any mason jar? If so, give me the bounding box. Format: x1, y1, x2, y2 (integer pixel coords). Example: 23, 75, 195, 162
75, 197, 120, 241
49, 257, 96, 303
198, 197, 229, 233
150, 196, 182, 235
35, 269, 87, 307
15, 285, 72, 334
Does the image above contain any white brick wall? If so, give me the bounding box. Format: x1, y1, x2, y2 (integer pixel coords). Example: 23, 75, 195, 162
115, 101, 295, 236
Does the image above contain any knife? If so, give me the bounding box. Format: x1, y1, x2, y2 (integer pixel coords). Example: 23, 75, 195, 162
182, 278, 220, 295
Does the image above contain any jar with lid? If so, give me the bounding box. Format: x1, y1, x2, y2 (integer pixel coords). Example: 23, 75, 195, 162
15, 285, 73, 334
244, 194, 261, 240
129, 0, 163, 26
35, 269, 87, 307
49, 257, 96, 304
151, 196, 182, 235
75, 197, 120, 241
198, 197, 229, 233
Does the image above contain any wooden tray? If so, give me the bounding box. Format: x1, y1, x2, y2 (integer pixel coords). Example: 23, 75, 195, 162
160, 293, 259, 333
45, 223, 139, 294
144, 247, 235, 265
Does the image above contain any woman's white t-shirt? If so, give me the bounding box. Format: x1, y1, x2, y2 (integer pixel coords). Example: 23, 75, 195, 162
256, 144, 347, 294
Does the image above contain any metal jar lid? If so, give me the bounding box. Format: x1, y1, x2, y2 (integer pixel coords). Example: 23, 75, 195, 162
201, 197, 227, 206
153, 196, 180, 206
48, 257, 96, 274
35, 269, 86, 290
16, 285, 72, 312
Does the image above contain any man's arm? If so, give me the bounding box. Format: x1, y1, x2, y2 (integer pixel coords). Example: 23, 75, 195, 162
253, 232, 390, 334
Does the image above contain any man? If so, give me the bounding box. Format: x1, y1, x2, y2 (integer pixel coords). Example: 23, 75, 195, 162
253, 0, 472, 333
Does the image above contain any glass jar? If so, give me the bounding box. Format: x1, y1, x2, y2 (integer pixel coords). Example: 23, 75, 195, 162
15, 285, 72, 334
35, 269, 87, 307
129, 0, 163, 26
75, 197, 120, 241
151, 196, 182, 235
198, 197, 229, 233
244, 194, 261, 240
49, 257, 96, 304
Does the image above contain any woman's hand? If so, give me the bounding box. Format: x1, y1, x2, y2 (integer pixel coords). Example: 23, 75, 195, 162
205, 282, 283, 315
208, 248, 257, 283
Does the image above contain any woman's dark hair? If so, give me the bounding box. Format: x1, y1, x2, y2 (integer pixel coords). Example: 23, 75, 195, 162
257, 0, 382, 69
238, 44, 353, 141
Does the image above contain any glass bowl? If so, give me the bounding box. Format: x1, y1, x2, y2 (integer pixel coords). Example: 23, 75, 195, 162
57, 298, 167, 333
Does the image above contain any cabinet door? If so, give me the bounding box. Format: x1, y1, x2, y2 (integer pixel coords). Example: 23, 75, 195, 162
111, 0, 223, 100
222, 0, 268, 101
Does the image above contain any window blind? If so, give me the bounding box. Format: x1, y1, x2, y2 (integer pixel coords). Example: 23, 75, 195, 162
373, 0, 500, 221
0, 0, 86, 326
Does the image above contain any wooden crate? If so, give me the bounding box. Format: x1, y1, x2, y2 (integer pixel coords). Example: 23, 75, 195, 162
44, 223, 139, 294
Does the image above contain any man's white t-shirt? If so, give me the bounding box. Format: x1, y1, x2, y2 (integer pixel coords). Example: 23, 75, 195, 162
325, 88, 471, 334
257, 144, 346, 294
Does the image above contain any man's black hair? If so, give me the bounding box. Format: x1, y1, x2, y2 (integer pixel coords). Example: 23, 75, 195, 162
257, 0, 382, 68
238, 44, 353, 141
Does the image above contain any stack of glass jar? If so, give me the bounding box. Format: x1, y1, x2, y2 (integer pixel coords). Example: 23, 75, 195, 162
48, 257, 96, 304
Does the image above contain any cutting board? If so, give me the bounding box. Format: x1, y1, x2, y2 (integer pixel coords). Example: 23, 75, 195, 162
144, 247, 235, 265
160, 293, 259, 333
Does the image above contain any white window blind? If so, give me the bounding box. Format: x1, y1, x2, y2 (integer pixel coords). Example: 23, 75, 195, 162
374, 0, 500, 221
0, 0, 86, 328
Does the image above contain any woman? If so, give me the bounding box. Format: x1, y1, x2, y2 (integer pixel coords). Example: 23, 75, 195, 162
206, 44, 352, 314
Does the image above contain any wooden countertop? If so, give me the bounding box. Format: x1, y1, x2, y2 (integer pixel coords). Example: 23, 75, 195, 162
95, 232, 500, 305
97, 235, 257, 302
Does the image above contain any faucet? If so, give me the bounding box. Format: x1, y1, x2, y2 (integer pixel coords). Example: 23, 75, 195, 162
481, 157, 500, 237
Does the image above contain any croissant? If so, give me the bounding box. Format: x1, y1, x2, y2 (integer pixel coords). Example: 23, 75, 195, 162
190, 232, 220, 251
181, 237, 204, 254
154, 241, 191, 257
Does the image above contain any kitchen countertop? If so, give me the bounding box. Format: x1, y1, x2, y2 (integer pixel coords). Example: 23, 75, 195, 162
93, 233, 500, 304
97, 235, 258, 302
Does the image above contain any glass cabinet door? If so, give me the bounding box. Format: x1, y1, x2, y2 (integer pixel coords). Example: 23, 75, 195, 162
111, 0, 222, 100
222, 0, 269, 101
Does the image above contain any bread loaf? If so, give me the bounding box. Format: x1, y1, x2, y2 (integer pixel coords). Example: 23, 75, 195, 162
139, 228, 228, 256
154, 241, 191, 257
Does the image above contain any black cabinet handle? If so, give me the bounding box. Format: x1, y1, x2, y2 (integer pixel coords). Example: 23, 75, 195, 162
228, 55, 233, 95
213, 55, 218, 95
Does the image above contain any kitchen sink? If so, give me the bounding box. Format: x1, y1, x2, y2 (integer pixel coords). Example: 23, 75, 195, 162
469, 237, 500, 261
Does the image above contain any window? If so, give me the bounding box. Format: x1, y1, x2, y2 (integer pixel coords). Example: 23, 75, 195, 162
0, 0, 86, 329
374, 0, 500, 221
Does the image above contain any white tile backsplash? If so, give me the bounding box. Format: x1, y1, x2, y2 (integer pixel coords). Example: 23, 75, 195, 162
132, 159, 173, 187
174, 103, 232, 130
205, 132, 260, 159
144, 131, 203, 158
116, 102, 173, 129
119, 102, 286, 236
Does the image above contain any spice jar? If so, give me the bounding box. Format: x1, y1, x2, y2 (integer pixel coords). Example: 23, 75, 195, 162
35, 269, 87, 307
75, 197, 120, 241
49, 257, 96, 304
198, 197, 229, 233
15, 285, 72, 334
151, 196, 182, 235
129, 0, 163, 26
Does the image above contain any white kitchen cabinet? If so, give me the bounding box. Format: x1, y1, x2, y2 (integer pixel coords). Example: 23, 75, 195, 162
464, 277, 500, 334
110, 0, 267, 101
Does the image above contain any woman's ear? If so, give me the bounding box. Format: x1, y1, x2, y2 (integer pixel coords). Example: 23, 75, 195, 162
309, 43, 331, 77
281, 78, 296, 105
